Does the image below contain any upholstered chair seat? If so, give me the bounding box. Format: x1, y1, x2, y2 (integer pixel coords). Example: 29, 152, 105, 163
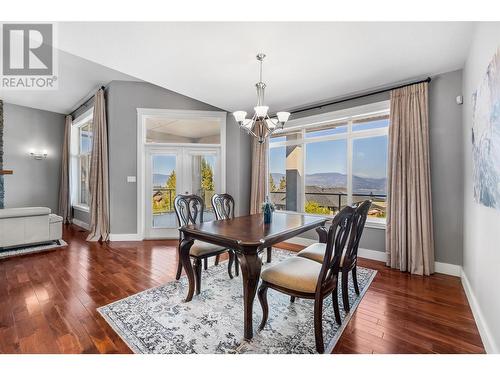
189, 240, 226, 257
297, 243, 346, 266
260, 257, 323, 293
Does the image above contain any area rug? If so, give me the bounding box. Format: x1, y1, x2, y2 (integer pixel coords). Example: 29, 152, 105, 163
0, 240, 68, 260
98, 248, 376, 354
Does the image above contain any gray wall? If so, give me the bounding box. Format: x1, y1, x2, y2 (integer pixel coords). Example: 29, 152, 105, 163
106, 80, 251, 234
3, 103, 65, 213
461, 22, 500, 353
294, 71, 465, 265
428, 69, 464, 265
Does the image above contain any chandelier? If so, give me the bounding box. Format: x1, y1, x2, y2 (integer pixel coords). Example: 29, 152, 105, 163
233, 53, 291, 143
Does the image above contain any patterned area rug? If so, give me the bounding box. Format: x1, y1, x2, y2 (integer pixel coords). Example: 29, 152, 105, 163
98, 248, 376, 354
0, 240, 68, 260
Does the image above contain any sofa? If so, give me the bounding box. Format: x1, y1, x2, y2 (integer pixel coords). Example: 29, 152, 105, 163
0, 207, 63, 249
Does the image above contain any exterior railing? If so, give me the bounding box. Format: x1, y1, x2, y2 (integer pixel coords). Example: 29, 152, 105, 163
269, 190, 387, 213
152, 188, 215, 214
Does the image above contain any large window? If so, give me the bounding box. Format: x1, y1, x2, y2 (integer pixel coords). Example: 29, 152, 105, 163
268, 102, 389, 223
71, 110, 93, 209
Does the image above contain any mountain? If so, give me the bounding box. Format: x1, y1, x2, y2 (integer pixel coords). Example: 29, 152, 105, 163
271, 172, 386, 195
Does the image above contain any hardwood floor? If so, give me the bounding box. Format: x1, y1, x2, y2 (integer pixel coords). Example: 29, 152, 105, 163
0, 225, 484, 354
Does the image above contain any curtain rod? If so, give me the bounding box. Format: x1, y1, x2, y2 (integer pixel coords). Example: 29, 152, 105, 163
289, 77, 431, 115
70, 85, 106, 117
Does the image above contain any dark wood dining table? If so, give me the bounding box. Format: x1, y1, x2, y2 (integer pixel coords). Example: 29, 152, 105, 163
178, 211, 327, 340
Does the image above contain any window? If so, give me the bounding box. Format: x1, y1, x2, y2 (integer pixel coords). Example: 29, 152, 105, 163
268, 102, 389, 223
71, 110, 93, 209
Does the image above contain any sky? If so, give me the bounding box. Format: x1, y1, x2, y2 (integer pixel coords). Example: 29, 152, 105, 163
269, 119, 388, 179
153, 154, 216, 176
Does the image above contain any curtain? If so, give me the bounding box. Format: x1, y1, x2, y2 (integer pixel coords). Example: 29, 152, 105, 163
250, 138, 268, 214
86, 89, 110, 242
386, 82, 434, 275
58, 115, 72, 223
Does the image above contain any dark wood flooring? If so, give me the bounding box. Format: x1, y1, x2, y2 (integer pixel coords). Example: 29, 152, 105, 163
0, 225, 485, 354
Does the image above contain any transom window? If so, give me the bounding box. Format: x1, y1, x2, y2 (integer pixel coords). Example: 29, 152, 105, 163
268, 102, 389, 224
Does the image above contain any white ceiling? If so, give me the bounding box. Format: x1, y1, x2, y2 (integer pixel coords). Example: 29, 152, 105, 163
146, 118, 220, 138
0, 49, 139, 114
55, 22, 475, 113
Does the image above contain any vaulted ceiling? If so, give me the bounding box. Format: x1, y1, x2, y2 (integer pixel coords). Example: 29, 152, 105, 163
2, 22, 476, 114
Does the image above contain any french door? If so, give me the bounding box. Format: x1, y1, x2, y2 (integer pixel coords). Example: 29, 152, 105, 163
145, 146, 221, 238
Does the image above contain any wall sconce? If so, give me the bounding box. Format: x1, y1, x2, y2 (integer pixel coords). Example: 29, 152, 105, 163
29, 149, 48, 160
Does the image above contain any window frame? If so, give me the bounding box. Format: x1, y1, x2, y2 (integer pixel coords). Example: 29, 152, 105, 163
71, 108, 94, 212
268, 101, 390, 228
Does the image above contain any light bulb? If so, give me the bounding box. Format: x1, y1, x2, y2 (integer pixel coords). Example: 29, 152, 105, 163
277, 112, 291, 123
233, 111, 247, 123
254, 106, 269, 118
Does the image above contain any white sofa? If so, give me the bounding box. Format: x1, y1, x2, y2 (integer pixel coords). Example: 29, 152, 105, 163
0, 207, 63, 249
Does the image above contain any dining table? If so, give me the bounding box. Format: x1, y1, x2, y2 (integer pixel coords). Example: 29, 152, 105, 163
178, 211, 328, 340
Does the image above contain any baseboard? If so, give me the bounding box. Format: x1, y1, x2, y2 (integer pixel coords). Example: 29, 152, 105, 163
435, 261, 461, 277
108, 233, 143, 241
286, 236, 461, 276
72, 218, 90, 230
461, 269, 497, 353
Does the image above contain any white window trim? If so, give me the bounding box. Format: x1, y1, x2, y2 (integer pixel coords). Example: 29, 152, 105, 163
71, 107, 94, 211
269, 101, 390, 228
136, 108, 227, 240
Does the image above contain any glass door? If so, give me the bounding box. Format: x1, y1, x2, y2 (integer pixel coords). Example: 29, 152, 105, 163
145, 148, 180, 238
184, 148, 220, 223
144, 146, 221, 238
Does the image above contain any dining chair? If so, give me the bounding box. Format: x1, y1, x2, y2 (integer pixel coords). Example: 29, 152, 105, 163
297, 200, 372, 312
174, 194, 236, 295
257, 206, 355, 353
211, 193, 239, 276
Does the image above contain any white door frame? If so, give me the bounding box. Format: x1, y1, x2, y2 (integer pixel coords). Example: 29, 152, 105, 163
136, 108, 227, 240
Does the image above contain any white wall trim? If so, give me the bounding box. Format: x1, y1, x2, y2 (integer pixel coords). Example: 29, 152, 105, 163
434, 262, 462, 277
72, 218, 89, 230
286, 236, 462, 276
109, 233, 144, 241
136, 108, 227, 240
461, 269, 497, 354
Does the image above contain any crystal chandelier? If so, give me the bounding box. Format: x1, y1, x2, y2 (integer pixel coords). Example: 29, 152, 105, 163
233, 53, 291, 143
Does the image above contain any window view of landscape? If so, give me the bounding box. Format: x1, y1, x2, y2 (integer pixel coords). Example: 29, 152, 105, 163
152, 154, 216, 228
78, 120, 93, 206
269, 115, 388, 219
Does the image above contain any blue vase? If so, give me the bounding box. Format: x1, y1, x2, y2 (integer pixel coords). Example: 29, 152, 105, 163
263, 205, 272, 224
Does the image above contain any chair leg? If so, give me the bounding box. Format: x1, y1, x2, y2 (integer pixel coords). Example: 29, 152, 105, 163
342, 270, 350, 312
313, 297, 325, 353
234, 254, 239, 277
175, 247, 183, 280
352, 266, 360, 295
203, 258, 208, 270
227, 251, 234, 279
215, 254, 220, 266
193, 258, 202, 295
332, 288, 341, 325
266, 247, 272, 263
257, 284, 269, 330
290, 296, 296, 303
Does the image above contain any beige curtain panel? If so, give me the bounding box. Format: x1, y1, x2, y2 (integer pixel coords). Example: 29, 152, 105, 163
386, 82, 435, 275
87, 89, 110, 242
250, 138, 268, 214
58, 115, 72, 223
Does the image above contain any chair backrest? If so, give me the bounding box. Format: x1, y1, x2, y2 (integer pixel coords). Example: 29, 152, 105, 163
174, 194, 205, 227
316, 205, 355, 295
211, 193, 235, 220
343, 200, 372, 267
